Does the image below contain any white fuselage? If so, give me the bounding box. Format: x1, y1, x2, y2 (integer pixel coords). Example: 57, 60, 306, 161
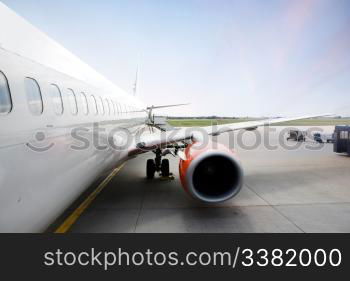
0, 3, 148, 232
0, 48, 147, 232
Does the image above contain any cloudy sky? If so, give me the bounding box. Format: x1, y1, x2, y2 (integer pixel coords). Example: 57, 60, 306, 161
2, 0, 350, 117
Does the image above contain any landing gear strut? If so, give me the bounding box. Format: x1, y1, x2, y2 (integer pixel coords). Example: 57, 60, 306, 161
146, 148, 171, 179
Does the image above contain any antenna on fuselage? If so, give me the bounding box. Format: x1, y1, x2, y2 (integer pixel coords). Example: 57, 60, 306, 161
132, 54, 140, 96
132, 65, 139, 96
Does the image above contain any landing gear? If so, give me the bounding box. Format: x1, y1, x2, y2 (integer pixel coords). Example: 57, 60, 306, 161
146, 148, 171, 179
161, 159, 170, 177
146, 159, 156, 179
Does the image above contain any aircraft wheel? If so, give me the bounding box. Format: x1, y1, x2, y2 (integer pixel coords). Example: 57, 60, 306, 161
146, 159, 156, 179
161, 159, 170, 177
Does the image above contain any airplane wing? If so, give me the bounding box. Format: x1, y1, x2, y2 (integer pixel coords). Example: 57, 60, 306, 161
203, 114, 332, 135
128, 113, 332, 156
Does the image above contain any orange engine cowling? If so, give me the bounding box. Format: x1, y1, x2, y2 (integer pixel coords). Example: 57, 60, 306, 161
179, 141, 243, 203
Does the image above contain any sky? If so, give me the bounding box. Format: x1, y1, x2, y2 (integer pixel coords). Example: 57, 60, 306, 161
2, 0, 350, 117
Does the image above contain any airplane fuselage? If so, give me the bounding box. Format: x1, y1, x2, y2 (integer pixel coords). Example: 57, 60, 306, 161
0, 46, 147, 232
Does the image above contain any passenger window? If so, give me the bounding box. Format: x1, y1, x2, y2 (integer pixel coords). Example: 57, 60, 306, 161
96, 97, 101, 114
99, 96, 105, 115
90, 95, 98, 115
25, 77, 43, 115
0, 71, 12, 114
111, 100, 116, 115
116, 103, 120, 115
50, 84, 63, 115
104, 98, 110, 115
80, 92, 89, 115
67, 89, 78, 115
109, 99, 113, 115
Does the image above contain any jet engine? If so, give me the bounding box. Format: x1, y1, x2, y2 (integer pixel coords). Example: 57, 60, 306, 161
179, 141, 243, 203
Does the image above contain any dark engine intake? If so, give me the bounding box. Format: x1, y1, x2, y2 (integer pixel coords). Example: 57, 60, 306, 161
179, 142, 243, 203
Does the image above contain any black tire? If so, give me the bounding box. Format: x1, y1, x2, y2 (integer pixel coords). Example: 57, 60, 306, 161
146, 159, 156, 179
161, 159, 170, 177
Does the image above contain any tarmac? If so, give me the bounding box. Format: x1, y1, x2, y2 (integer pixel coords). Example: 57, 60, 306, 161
68, 126, 350, 233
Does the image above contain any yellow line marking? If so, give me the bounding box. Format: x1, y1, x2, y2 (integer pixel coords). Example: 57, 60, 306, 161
54, 163, 125, 233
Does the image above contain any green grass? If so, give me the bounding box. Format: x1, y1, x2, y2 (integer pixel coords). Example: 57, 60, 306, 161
167, 118, 257, 127
167, 118, 350, 127
274, 119, 350, 126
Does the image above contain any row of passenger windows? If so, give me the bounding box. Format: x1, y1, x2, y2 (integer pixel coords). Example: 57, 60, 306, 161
0, 71, 140, 116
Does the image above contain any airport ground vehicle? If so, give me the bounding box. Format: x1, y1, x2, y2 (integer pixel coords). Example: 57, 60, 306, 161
313, 133, 334, 143
287, 130, 335, 144
287, 130, 306, 142
334, 126, 350, 155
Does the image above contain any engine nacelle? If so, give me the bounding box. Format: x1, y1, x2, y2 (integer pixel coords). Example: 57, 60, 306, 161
179, 141, 243, 203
